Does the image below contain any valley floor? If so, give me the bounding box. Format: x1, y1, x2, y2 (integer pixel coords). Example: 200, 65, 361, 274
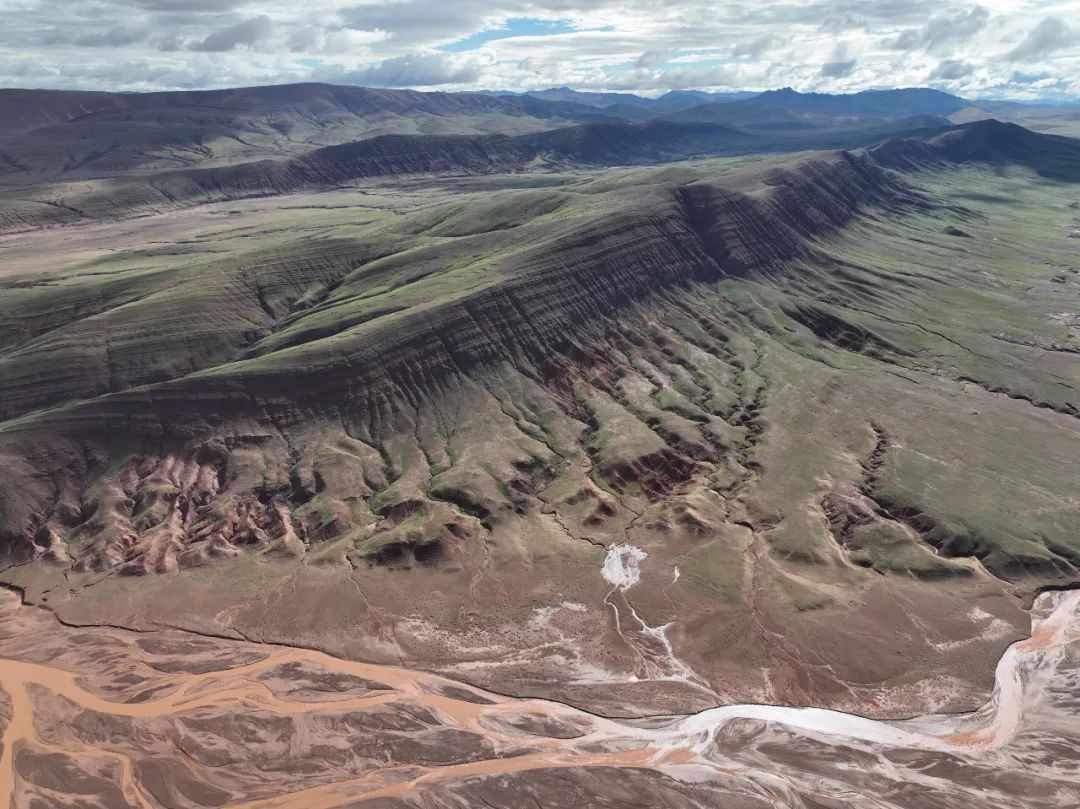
0, 585, 1078, 808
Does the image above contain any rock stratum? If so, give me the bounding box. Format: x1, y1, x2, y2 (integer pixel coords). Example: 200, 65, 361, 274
0, 107, 1078, 806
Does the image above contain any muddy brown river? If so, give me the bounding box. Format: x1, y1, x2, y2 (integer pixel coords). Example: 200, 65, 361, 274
1, 586, 1078, 808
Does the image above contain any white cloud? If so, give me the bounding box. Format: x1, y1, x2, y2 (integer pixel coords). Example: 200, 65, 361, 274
190, 15, 273, 52
733, 35, 782, 59
821, 59, 857, 77
317, 50, 494, 86
0, 0, 1074, 99
820, 41, 856, 78
929, 59, 975, 80
887, 5, 990, 55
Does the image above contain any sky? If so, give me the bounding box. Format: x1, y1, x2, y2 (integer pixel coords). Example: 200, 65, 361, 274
0, 1, 1076, 99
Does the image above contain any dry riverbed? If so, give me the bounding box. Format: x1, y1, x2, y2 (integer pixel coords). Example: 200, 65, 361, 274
1, 584, 1078, 808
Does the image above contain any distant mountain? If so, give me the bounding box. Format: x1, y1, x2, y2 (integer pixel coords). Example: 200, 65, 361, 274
659, 88, 968, 133
750, 87, 969, 118
952, 99, 1080, 138
0, 83, 610, 182
0, 121, 757, 229
661, 99, 831, 129
501, 88, 1080, 134
870, 119, 1080, 182
515, 88, 760, 124
3, 81, 1071, 197
524, 87, 657, 108
0, 83, 993, 188
656, 90, 757, 105
590, 103, 655, 121
0, 115, 966, 231
972, 98, 1080, 112
523, 87, 756, 113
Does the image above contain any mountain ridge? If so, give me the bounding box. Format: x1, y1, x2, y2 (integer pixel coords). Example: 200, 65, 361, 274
0, 117, 958, 231
0, 120, 1073, 576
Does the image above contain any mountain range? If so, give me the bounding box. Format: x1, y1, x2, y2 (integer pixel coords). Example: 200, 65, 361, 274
3, 84, 1077, 187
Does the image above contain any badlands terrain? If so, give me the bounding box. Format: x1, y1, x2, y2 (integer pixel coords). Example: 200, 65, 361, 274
0, 84, 1078, 808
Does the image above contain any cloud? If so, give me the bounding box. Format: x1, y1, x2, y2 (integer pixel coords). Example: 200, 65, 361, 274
324, 51, 489, 87
41, 24, 151, 48
922, 6, 989, 54
0, 1, 1075, 100
340, 3, 488, 46
741, 0, 939, 29
158, 32, 185, 52
929, 59, 974, 81
819, 41, 856, 79
887, 5, 989, 55
732, 35, 780, 59
190, 15, 273, 52
634, 49, 670, 69
1006, 16, 1075, 62
1009, 69, 1055, 85
820, 59, 856, 78
129, 0, 249, 9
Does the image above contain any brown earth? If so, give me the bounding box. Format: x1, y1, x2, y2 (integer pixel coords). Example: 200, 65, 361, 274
0, 586, 1078, 808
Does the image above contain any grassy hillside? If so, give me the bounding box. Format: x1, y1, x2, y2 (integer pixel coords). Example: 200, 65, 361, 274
0, 118, 957, 231
0, 123, 1077, 713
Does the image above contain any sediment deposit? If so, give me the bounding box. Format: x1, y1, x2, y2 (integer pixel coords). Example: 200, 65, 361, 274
1, 586, 1077, 807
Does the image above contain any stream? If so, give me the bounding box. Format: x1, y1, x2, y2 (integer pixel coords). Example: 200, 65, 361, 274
1, 584, 1078, 808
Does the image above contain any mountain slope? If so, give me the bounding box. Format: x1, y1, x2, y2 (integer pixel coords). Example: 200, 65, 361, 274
870, 119, 1080, 181
0, 118, 961, 231
0, 121, 750, 230
523, 87, 753, 113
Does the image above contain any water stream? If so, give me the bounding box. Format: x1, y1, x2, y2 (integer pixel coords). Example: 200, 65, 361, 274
1, 585, 1077, 807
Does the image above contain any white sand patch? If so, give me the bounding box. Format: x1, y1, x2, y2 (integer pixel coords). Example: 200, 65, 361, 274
530, 601, 587, 629
929, 605, 1017, 652
602, 544, 648, 589
600, 544, 711, 690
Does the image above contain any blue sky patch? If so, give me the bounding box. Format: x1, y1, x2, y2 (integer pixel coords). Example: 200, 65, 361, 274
439, 18, 577, 52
